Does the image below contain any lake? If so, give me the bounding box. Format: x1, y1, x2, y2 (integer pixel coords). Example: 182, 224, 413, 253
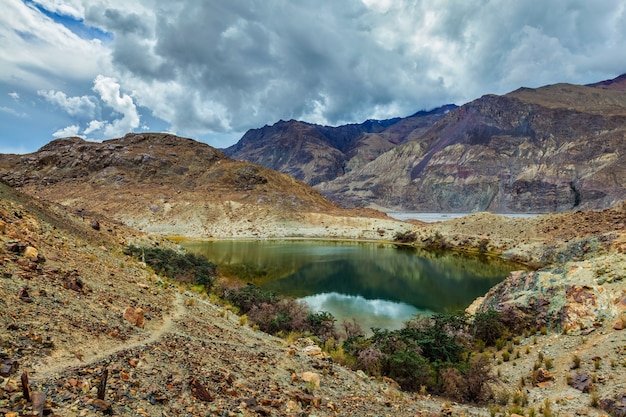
181, 240, 520, 331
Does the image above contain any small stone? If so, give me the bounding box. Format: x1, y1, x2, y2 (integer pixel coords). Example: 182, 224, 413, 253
123, 306, 145, 328
18, 287, 33, 303
301, 371, 321, 388
23, 246, 38, 260
92, 399, 111, 412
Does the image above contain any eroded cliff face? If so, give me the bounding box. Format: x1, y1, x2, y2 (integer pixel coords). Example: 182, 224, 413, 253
318, 81, 626, 212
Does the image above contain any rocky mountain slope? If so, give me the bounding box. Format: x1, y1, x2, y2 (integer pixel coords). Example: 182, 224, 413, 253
227, 75, 626, 213
320, 77, 626, 212
0, 133, 409, 240
225, 105, 456, 186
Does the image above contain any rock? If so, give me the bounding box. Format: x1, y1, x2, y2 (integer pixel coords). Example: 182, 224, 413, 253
23, 246, 38, 260
303, 345, 323, 358
123, 306, 145, 328
569, 371, 593, 393
91, 220, 100, 231
92, 399, 111, 412
534, 368, 553, 383
615, 320, 625, 330
18, 287, 33, 303
301, 371, 321, 389
1, 358, 19, 377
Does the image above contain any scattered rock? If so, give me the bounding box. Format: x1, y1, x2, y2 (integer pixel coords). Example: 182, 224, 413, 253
569, 371, 593, 393
123, 306, 145, 328
23, 246, 38, 260
18, 287, 33, 303
190, 377, 214, 402
301, 371, 321, 389
534, 368, 553, 383
0, 358, 19, 377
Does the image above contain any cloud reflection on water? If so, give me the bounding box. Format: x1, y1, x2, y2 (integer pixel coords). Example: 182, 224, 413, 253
300, 292, 426, 332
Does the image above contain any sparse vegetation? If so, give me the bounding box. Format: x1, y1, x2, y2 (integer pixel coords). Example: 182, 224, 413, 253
124, 245, 217, 291
393, 230, 418, 243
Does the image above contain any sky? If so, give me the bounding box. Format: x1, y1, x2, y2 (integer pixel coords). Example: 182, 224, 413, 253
1, 0, 625, 155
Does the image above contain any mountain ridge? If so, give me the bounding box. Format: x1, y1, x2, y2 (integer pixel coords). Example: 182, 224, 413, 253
226, 74, 626, 213
0, 132, 409, 240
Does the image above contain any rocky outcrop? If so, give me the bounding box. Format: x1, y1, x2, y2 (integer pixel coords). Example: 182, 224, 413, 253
475, 252, 626, 334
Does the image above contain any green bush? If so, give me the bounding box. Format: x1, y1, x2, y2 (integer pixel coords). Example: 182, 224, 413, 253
124, 245, 217, 290
222, 283, 278, 314
345, 312, 471, 394
472, 309, 508, 346
394, 230, 418, 243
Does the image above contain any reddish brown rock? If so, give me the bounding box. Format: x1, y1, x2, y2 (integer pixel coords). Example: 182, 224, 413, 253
123, 306, 144, 328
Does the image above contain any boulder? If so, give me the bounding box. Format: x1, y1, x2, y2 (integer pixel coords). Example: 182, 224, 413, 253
301, 371, 321, 388
23, 246, 38, 260
568, 371, 593, 393
123, 306, 145, 328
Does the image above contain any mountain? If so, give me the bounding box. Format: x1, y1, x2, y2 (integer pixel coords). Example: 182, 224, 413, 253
224, 105, 456, 186
319, 76, 626, 212
0, 133, 408, 239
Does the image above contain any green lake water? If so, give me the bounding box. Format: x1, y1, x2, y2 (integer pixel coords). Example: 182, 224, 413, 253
181, 240, 519, 331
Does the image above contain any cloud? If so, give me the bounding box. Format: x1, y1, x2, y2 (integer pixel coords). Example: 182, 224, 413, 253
0, 106, 27, 118
0, 0, 108, 90
52, 124, 81, 138
2, 0, 626, 153
92, 74, 140, 137
38, 89, 96, 117
83, 119, 105, 135
8, 92, 19, 100
79, 0, 625, 139
30, 0, 85, 19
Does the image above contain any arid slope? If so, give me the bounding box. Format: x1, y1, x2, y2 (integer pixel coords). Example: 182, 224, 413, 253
0, 133, 410, 240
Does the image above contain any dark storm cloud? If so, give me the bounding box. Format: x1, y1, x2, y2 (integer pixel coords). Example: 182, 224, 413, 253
85, 1, 453, 135
3, 0, 625, 152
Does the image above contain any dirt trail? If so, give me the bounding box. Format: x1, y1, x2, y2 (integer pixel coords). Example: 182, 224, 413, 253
30, 292, 186, 381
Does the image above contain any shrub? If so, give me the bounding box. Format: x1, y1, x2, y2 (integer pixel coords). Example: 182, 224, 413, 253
124, 245, 217, 290
248, 298, 309, 335
394, 230, 418, 243
222, 283, 278, 314
472, 310, 508, 346
306, 311, 337, 343
341, 318, 364, 340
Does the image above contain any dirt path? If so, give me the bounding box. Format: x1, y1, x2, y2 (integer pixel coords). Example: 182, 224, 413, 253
30, 292, 186, 381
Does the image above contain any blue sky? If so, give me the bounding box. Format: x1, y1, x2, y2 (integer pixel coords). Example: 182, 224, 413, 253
1, 0, 625, 154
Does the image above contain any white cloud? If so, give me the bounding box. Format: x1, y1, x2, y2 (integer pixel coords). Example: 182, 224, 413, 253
52, 124, 81, 138
0, 106, 27, 118
31, 0, 85, 19
8, 92, 19, 100
83, 119, 105, 135
92, 74, 140, 137
38, 89, 96, 117
0, 0, 109, 90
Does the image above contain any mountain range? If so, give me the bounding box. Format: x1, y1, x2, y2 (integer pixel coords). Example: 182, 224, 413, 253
227, 74, 626, 213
